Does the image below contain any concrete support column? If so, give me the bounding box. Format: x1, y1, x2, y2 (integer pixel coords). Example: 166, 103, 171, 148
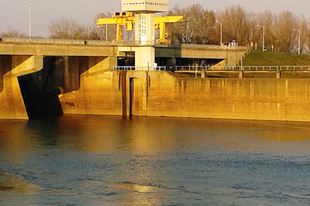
64, 56, 70, 93
276, 70, 281, 79
135, 47, 155, 70
0, 55, 43, 119
201, 70, 205, 79
239, 70, 244, 78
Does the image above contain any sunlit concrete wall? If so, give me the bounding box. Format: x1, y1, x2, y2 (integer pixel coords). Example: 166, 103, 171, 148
0, 42, 116, 56
0, 55, 43, 119
141, 73, 310, 121
59, 70, 122, 116
60, 71, 310, 121
0, 55, 116, 119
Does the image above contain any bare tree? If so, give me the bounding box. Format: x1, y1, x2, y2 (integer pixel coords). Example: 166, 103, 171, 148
216, 6, 251, 46
48, 18, 87, 39
167, 4, 217, 44
88, 12, 117, 41
273, 11, 297, 52
253, 10, 277, 51
0, 27, 26, 37
297, 16, 308, 53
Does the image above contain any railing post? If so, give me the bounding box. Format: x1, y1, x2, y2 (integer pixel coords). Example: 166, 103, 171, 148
276, 70, 281, 79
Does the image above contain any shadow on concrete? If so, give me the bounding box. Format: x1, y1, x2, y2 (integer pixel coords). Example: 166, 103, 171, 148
18, 74, 63, 120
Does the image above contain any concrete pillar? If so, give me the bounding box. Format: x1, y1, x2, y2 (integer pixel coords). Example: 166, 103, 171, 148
239, 70, 244, 78
0, 55, 43, 119
276, 70, 281, 79
64, 56, 70, 93
135, 47, 155, 70
201, 70, 205, 79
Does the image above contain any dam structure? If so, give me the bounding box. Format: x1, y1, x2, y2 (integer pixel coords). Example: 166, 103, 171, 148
1, 1, 310, 121
0, 37, 246, 119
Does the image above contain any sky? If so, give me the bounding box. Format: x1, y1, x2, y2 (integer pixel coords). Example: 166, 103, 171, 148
0, 0, 309, 38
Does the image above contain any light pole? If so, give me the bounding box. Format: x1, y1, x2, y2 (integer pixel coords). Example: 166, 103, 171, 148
100, 11, 108, 43
24, 5, 31, 38
293, 29, 301, 54
216, 20, 222, 46
257, 25, 264, 52
105, 12, 108, 43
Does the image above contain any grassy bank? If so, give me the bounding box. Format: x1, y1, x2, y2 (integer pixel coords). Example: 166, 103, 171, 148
242, 51, 310, 66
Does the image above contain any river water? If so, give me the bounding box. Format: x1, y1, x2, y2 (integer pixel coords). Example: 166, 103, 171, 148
1, 115, 310, 206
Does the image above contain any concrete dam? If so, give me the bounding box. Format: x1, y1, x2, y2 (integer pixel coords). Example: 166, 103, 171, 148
1, 38, 310, 121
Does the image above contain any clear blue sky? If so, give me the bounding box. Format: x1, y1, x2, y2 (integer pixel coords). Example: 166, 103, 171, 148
0, 0, 308, 37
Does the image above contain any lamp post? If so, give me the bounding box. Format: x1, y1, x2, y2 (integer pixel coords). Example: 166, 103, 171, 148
100, 11, 108, 43
216, 20, 222, 46
105, 12, 108, 43
293, 29, 301, 54
257, 25, 264, 52
24, 5, 31, 38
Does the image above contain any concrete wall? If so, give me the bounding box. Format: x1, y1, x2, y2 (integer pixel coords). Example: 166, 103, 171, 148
59, 71, 123, 115
0, 42, 117, 56
0, 55, 43, 119
0, 55, 117, 119
58, 70, 310, 122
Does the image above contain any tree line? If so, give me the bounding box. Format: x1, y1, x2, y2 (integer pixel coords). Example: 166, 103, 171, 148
1, 4, 309, 53
167, 4, 309, 53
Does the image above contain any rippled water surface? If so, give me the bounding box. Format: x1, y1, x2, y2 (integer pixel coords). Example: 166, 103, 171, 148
1, 115, 310, 205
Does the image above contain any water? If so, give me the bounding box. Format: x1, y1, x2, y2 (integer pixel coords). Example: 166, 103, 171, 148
1, 115, 310, 206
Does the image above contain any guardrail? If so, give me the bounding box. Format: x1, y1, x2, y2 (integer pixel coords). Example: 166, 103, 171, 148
113, 66, 167, 71
175, 66, 241, 71
279, 66, 310, 71
175, 66, 310, 71
179, 43, 248, 51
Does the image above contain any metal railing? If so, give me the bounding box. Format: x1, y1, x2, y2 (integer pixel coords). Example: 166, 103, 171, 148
242, 66, 279, 71
175, 66, 242, 71
113, 66, 135, 71
175, 66, 310, 71
179, 43, 247, 51
113, 66, 167, 71
279, 66, 310, 71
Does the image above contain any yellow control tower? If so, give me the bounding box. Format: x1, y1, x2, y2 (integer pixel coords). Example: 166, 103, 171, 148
122, 0, 168, 45
117, 0, 168, 70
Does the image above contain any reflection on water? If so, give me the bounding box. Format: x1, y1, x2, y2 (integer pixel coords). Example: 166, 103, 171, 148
1, 115, 310, 205
0, 170, 41, 194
